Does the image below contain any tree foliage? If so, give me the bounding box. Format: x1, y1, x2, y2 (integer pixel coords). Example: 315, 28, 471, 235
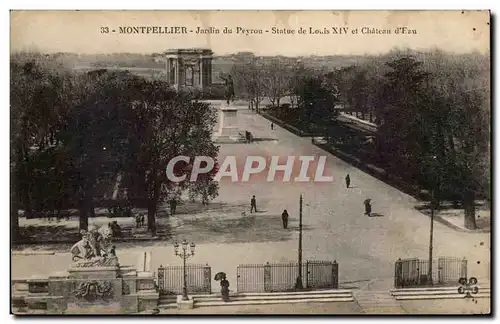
325, 50, 490, 229
11, 53, 220, 235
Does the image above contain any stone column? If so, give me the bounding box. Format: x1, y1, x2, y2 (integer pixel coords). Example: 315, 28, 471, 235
177, 58, 183, 88
207, 60, 212, 85
165, 59, 170, 84
173, 59, 178, 86
199, 56, 204, 89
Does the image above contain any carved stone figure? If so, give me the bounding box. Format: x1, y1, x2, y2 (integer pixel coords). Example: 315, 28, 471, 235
70, 225, 113, 262
74, 280, 113, 302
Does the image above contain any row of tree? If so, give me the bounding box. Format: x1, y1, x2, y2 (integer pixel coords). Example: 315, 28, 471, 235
332, 50, 490, 230
230, 57, 320, 112
11, 53, 220, 239
231, 50, 490, 229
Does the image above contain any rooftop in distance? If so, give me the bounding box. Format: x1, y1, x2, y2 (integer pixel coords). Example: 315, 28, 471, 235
163, 48, 214, 55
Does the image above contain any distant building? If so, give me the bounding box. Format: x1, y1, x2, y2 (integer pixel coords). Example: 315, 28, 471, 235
158, 48, 214, 91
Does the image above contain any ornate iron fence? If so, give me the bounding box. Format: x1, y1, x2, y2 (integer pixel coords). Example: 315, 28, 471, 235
157, 264, 211, 295
394, 257, 467, 288
237, 260, 338, 293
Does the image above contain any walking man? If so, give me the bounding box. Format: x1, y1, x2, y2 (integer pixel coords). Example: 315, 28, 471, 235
250, 195, 257, 213
364, 199, 372, 217
281, 209, 289, 229
271, 122, 274, 130
345, 174, 351, 188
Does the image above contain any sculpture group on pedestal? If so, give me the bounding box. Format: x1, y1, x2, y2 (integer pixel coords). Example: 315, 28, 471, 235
70, 225, 119, 267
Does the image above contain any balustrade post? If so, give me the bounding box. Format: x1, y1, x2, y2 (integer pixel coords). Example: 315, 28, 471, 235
203, 263, 211, 294
332, 260, 338, 289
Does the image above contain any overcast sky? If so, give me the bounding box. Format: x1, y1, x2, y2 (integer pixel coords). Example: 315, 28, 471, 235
11, 10, 489, 56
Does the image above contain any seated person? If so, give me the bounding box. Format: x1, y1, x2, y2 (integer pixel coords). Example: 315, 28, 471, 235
111, 221, 122, 238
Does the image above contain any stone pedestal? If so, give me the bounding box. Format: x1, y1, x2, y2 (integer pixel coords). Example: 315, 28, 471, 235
215, 104, 245, 143
68, 266, 120, 279
12, 255, 159, 315
176, 295, 194, 310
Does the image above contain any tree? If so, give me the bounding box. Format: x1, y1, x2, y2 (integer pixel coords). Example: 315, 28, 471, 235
350, 69, 370, 119
127, 83, 219, 231
10, 54, 75, 236
376, 56, 432, 182
376, 53, 489, 229
60, 70, 142, 230
421, 51, 490, 229
441, 75, 488, 229
261, 58, 294, 108
231, 59, 266, 112
10, 53, 222, 237
295, 75, 338, 134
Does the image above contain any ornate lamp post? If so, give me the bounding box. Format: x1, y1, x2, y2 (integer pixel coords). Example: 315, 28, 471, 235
174, 240, 196, 300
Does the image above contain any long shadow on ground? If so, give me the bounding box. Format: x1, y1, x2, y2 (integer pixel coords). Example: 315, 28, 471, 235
13, 213, 312, 253
414, 201, 490, 231
173, 201, 247, 216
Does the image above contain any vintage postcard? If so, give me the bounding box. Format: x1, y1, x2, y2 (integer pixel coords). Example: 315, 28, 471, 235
10, 10, 491, 315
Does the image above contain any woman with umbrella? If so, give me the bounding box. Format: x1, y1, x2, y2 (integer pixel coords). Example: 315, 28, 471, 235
364, 198, 372, 217
214, 272, 230, 302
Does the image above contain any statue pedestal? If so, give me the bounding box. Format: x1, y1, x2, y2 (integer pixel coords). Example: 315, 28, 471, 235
68, 257, 120, 279
214, 104, 245, 143
68, 266, 120, 279
11, 254, 160, 315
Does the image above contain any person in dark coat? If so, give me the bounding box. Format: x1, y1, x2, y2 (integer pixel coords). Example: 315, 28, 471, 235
220, 278, 230, 302
281, 209, 289, 229
140, 214, 145, 227
271, 122, 274, 130
345, 174, 351, 188
170, 199, 177, 216
364, 199, 372, 217
111, 221, 122, 238
250, 195, 257, 213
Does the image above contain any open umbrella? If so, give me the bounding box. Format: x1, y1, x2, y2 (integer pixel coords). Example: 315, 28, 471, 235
214, 272, 227, 281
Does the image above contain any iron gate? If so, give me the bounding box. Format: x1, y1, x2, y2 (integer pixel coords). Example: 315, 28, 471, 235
237, 260, 338, 293
157, 264, 211, 295
307, 260, 338, 288
394, 257, 467, 288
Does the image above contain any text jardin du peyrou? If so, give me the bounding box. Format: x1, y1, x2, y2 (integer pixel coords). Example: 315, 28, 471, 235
109, 25, 417, 35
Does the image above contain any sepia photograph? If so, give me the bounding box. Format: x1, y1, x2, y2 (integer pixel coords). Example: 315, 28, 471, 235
9, 10, 491, 315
